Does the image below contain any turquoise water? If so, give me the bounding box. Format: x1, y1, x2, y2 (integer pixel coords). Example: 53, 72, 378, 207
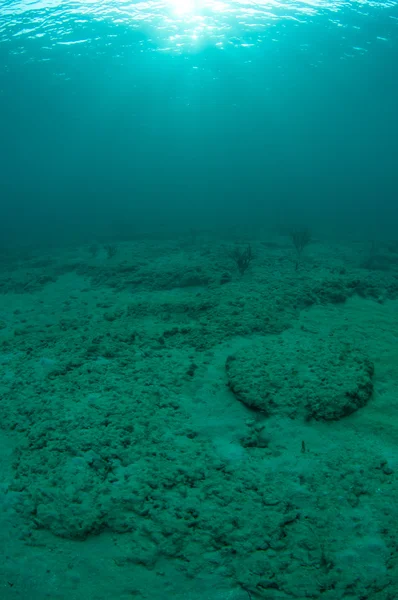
0, 0, 397, 241
2, 5, 398, 599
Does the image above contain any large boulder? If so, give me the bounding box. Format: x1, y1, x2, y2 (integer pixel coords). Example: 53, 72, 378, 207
226, 333, 374, 421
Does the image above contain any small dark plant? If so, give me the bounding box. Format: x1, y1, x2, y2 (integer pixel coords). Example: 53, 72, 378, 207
104, 244, 118, 259
88, 243, 99, 258
290, 228, 311, 256
230, 244, 253, 275
290, 228, 311, 269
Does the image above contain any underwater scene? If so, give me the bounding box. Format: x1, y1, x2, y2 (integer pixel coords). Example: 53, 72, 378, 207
1, 0, 398, 599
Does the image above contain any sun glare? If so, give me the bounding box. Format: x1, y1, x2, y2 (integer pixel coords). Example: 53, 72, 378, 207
169, 0, 197, 15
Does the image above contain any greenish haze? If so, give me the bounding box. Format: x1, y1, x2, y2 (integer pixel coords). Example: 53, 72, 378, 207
0, 0, 397, 243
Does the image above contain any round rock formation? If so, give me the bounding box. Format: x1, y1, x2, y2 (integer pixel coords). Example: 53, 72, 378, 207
225, 333, 374, 421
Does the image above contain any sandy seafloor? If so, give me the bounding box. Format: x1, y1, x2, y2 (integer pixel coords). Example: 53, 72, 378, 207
1, 231, 398, 600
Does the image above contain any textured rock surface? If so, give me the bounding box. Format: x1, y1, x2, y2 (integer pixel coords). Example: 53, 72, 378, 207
0, 237, 398, 599
226, 333, 374, 420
